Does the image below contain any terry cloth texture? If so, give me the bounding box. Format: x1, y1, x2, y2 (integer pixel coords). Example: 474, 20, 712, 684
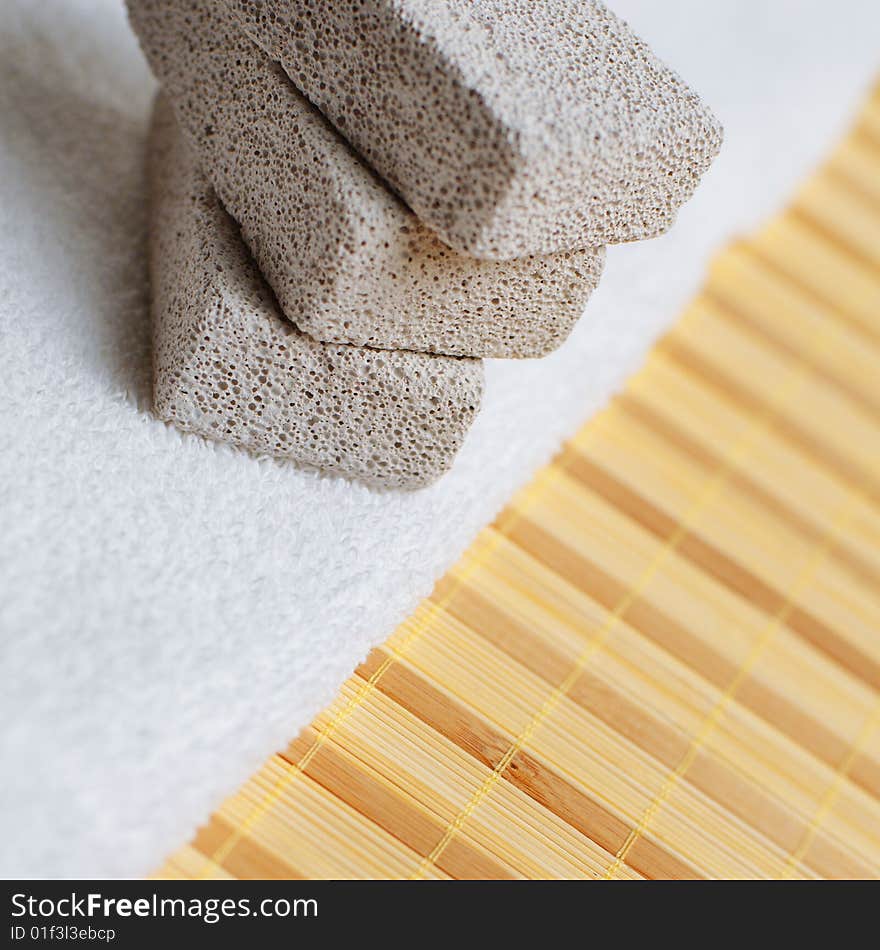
2, 0, 879, 878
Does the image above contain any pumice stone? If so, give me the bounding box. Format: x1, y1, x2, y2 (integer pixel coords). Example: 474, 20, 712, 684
225, 0, 723, 259
148, 96, 484, 489
127, 0, 606, 359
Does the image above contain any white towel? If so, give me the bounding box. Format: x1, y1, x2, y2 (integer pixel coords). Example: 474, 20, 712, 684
1, 0, 877, 878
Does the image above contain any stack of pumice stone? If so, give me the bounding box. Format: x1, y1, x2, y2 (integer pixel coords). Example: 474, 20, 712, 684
128, 0, 721, 489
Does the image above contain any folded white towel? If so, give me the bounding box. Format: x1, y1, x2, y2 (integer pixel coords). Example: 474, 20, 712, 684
1, 0, 877, 878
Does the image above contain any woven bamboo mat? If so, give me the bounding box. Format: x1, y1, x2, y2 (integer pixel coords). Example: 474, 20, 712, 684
158, 81, 880, 880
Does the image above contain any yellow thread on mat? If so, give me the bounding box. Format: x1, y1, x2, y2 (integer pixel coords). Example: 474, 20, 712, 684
410, 475, 741, 879
411, 352, 826, 879
527, 486, 880, 861
477, 511, 880, 856
592, 422, 880, 619
463, 517, 880, 870
598, 190, 880, 879
411, 236, 878, 879
198, 449, 578, 878
780, 699, 880, 878
603, 486, 865, 880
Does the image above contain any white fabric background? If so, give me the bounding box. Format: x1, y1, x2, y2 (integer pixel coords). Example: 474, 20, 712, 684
1, 0, 877, 878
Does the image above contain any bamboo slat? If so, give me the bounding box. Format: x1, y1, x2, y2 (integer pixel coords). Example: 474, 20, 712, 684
157, 79, 880, 880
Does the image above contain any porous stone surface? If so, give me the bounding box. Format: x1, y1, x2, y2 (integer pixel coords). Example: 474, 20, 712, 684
225, 0, 723, 260
127, 0, 606, 359
148, 95, 483, 489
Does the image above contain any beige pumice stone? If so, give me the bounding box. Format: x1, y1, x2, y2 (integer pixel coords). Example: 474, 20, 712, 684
148, 95, 483, 489
225, 0, 723, 259
126, 0, 606, 359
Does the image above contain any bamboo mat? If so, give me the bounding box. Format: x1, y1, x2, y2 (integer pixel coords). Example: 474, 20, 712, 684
158, 81, 880, 880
